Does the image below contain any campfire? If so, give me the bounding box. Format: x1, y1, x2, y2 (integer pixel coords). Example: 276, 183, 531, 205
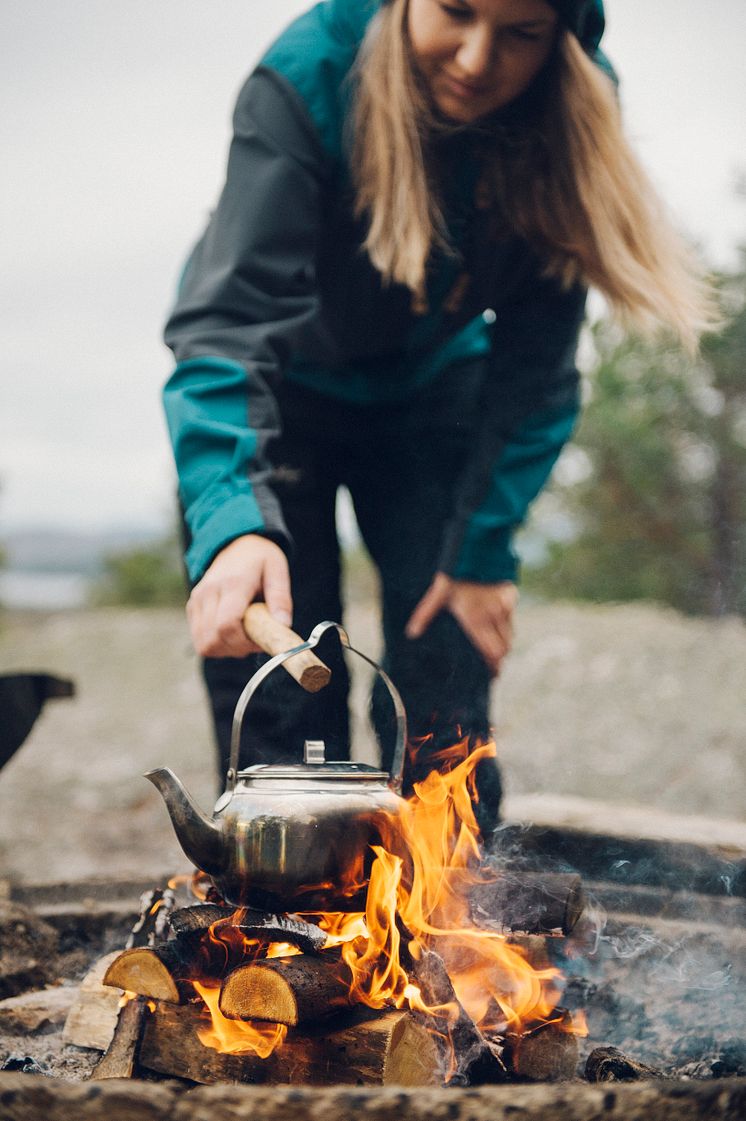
5, 612, 742, 1112
94, 738, 586, 1087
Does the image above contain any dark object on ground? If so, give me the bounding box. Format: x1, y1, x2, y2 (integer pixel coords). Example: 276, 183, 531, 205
0, 673, 75, 769
586, 1045, 666, 1082
0, 1053, 50, 1075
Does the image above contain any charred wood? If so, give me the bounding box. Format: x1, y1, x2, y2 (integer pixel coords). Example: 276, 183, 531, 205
397, 922, 507, 1085
127, 888, 176, 948
168, 904, 327, 953
472, 872, 585, 935
586, 1045, 666, 1082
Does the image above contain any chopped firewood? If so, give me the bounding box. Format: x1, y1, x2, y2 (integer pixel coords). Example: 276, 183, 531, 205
585, 1045, 666, 1082
103, 944, 194, 1004
63, 951, 124, 1051
92, 996, 148, 1080
169, 904, 327, 953
397, 924, 506, 1085
219, 951, 354, 1025
472, 872, 585, 935
139, 999, 442, 1086
506, 1010, 579, 1082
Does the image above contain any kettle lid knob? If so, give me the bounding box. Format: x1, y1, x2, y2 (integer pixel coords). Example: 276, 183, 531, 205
304, 739, 326, 765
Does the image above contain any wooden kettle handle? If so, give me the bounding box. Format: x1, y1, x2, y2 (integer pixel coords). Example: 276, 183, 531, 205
242, 603, 331, 694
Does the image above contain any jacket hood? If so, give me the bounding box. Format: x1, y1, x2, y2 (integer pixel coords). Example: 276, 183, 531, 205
328, 0, 606, 58
547, 0, 605, 54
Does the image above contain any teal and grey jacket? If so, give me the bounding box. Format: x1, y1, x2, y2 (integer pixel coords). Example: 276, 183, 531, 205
163, 0, 606, 586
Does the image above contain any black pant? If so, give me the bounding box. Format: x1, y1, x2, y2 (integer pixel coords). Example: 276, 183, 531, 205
202, 361, 502, 833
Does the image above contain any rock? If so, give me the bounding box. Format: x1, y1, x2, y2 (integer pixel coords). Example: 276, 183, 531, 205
0, 901, 58, 999
0, 985, 77, 1034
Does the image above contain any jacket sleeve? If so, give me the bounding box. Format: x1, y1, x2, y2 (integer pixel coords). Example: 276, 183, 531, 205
437, 275, 586, 583
162, 69, 327, 583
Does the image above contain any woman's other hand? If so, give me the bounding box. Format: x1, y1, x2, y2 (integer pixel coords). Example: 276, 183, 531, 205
405, 574, 518, 676
187, 535, 292, 658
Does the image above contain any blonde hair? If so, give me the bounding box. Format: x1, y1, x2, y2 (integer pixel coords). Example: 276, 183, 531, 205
351, 0, 718, 351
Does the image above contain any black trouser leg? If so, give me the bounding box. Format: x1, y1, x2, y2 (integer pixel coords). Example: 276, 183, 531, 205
201, 394, 350, 782
345, 362, 502, 833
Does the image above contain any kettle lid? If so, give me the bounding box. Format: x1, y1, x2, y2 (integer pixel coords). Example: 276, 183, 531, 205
237, 760, 390, 782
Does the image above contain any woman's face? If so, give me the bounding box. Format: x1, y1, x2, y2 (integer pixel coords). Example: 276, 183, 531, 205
407, 0, 559, 123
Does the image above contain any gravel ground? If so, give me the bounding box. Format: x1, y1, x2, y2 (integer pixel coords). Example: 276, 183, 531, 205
0, 598, 744, 884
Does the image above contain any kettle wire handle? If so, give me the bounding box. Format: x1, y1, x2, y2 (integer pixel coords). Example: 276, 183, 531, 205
225, 621, 408, 798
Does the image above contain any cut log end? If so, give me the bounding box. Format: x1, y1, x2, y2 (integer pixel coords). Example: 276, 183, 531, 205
103, 948, 181, 1004
220, 967, 299, 1026
385, 1012, 442, 1087
219, 953, 354, 1026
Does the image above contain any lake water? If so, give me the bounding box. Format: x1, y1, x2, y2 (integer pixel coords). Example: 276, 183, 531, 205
0, 570, 90, 610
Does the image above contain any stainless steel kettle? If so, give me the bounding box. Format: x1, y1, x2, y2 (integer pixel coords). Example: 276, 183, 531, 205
146, 609, 407, 910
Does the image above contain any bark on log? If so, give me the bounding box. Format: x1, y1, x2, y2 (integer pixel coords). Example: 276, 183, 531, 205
139, 999, 443, 1086
219, 952, 354, 1025
169, 904, 327, 953
91, 996, 148, 1080
586, 1045, 666, 1082
127, 887, 176, 948
471, 872, 585, 935
102, 944, 194, 1003
398, 928, 506, 1085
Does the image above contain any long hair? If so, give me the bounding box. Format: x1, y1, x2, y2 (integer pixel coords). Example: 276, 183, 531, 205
351, 0, 717, 351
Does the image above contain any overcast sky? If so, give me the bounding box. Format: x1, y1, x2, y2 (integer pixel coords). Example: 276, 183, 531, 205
2, 0, 745, 534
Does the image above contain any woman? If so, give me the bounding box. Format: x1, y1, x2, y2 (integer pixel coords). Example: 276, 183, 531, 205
163, 0, 714, 834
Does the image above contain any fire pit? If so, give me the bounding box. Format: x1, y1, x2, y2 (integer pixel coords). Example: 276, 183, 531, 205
2, 754, 745, 1120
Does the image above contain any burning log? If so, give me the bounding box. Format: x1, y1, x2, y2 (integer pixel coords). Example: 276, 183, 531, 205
505, 1010, 579, 1082
168, 904, 328, 953
397, 925, 507, 1085
139, 999, 442, 1086
472, 872, 585, 935
103, 944, 195, 1004
219, 951, 355, 1025
585, 1045, 666, 1082
505, 933, 553, 971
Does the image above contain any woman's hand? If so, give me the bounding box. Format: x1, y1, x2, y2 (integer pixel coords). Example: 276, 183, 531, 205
186, 535, 292, 658
405, 573, 518, 676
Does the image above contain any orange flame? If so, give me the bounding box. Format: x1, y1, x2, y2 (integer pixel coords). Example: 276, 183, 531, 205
193, 981, 287, 1057
193, 737, 567, 1070
338, 739, 563, 1037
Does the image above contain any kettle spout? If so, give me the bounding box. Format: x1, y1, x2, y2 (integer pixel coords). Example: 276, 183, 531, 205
145, 767, 225, 877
